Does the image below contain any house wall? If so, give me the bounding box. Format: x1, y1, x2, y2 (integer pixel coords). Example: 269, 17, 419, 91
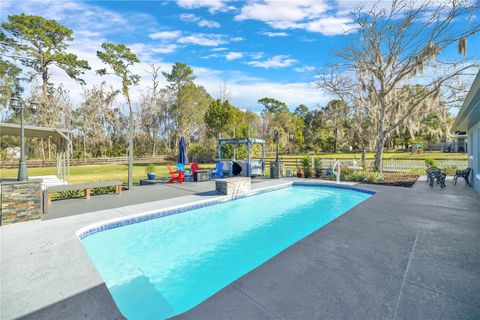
467, 121, 480, 192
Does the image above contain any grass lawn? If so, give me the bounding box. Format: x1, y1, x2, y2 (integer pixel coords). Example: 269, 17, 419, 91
276, 151, 467, 160
0, 162, 216, 185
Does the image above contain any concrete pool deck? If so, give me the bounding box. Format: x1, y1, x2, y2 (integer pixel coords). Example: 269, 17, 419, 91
1, 178, 479, 319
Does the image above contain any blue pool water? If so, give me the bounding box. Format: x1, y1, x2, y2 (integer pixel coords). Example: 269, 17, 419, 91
81, 185, 371, 319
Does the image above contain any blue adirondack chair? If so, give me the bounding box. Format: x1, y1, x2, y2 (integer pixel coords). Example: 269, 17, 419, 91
211, 161, 224, 178
176, 163, 193, 181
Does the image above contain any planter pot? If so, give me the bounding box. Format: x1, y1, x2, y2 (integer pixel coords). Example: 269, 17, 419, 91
147, 173, 156, 180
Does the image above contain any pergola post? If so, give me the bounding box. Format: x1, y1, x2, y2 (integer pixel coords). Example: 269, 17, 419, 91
246, 129, 251, 177
217, 134, 222, 161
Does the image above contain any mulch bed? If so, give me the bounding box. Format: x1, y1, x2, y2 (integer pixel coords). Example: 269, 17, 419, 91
364, 172, 420, 188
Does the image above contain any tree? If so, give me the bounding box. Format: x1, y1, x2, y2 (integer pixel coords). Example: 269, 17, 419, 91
177, 83, 212, 143
322, 100, 348, 153
258, 97, 289, 114
0, 58, 22, 107
1, 14, 90, 99
162, 62, 199, 148
140, 65, 165, 157
75, 83, 119, 158
317, 0, 479, 170
162, 62, 196, 93
97, 42, 140, 189
205, 99, 237, 139
294, 104, 309, 119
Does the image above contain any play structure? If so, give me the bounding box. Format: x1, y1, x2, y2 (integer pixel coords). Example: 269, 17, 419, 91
217, 130, 266, 177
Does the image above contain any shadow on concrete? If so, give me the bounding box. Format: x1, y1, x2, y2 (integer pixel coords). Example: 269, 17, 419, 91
17, 284, 125, 320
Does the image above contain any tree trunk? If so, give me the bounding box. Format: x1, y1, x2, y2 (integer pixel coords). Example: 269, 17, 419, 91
42, 66, 49, 98
333, 127, 338, 153
373, 135, 385, 171
361, 147, 366, 169
128, 109, 134, 190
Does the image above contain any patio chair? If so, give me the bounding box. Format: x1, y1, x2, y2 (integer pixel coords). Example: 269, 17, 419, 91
190, 162, 199, 173
453, 167, 471, 186
176, 163, 193, 181
211, 161, 224, 179
426, 167, 437, 184
427, 167, 446, 188
167, 164, 184, 184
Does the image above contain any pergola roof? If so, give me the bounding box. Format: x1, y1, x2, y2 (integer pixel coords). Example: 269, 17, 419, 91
0, 123, 71, 141
218, 137, 265, 146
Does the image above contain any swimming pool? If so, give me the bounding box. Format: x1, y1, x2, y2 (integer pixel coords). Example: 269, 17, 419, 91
80, 184, 372, 319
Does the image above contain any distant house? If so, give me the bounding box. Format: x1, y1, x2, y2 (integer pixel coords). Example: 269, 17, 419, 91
452, 70, 480, 192
423, 133, 467, 153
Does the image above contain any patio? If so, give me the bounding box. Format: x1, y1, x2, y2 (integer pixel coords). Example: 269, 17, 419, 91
1, 178, 479, 319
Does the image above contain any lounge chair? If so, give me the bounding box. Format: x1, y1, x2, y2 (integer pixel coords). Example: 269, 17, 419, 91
167, 164, 184, 184
211, 161, 224, 179
453, 167, 471, 186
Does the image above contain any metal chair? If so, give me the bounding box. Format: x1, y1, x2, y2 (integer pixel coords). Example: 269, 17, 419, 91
453, 168, 471, 186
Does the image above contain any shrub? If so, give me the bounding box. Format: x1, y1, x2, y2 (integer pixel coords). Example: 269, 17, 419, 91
441, 165, 458, 175
145, 163, 156, 174
301, 156, 312, 178
55, 186, 117, 200
343, 170, 383, 183
313, 158, 322, 178
424, 158, 437, 168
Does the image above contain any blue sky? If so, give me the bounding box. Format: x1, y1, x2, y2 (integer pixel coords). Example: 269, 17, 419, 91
1, 0, 479, 112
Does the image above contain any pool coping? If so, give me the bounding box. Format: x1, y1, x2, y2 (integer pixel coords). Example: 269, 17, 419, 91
76, 181, 375, 240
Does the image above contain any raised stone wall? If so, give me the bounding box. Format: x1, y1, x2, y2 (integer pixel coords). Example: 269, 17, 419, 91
1, 180, 42, 225
216, 177, 251, 196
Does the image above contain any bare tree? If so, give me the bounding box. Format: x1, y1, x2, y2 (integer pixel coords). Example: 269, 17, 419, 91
318, 0, 479, 170
75, 83, 119, 157
217, 80, 232, 103
140, 64, 164, 156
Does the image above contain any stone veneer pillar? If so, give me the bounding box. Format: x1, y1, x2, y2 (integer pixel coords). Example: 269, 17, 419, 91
0, 179, 43, 225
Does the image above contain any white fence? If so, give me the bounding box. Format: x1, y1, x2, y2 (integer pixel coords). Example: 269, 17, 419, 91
266, 157, 468, 173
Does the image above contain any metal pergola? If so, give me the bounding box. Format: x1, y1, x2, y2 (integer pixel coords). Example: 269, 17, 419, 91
217, 130, 266, 176
0, 123, 73, 182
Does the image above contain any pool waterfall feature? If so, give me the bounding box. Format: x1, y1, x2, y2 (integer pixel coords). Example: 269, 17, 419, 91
78, 182, 373, 319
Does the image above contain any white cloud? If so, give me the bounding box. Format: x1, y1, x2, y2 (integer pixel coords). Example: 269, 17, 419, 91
294, 66, 316, 72
250, 52, 264, 59
180, 13, 220, 28
178, 33, 227, 46
211, 47, 228, 51
261, 31, 289, 37
247, 55, 298, 69
303, 16, 356, 35
235, 0, 356, 36
152, 44, 179, 54
149, 31, 182, 40
176, 0, 235, 13
230, 36, 244, 42
225, 52, 244, 60
193, 68, 329, 110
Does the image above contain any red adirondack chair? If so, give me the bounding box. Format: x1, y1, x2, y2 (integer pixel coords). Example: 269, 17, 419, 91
167, 164, 184, 184
190, 162, 199, 173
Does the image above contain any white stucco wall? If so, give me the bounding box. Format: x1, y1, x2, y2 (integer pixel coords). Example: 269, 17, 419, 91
467, 121, 480, 192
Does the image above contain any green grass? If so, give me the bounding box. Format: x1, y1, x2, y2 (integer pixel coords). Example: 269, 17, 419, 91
0, 162, 215, 185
